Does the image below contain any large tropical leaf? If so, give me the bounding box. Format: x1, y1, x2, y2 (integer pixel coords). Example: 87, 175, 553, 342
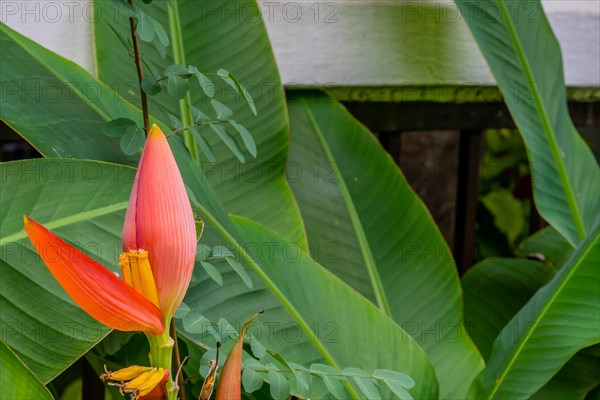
463, 255, 599, 399
0, 160, 132, 381
531, 344, 600, 400
516, 226, 575, 270
468, 224, 600, 399
462, 258, 555, 360
194, 214, 439, 399
464, 230, 595, 397
169, 140, 441, 399
0, 340, 53, 399
92, 0, 305, 247
454, 0, 600, 245
0, 24, 138, 164
285, 90, 483, 398
0, 21, 306, 249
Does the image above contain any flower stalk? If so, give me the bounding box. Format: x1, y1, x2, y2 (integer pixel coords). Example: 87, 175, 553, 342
146, 318, 177, 400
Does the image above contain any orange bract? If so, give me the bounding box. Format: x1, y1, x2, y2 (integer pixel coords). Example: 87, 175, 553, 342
215, 312, 263, 400
23, 216, 164, 335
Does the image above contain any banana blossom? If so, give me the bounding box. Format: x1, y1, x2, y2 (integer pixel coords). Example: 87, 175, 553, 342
24, 124, 196, 398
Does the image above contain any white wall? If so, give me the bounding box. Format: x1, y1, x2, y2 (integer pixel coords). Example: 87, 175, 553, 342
1, 0, 598, 87
1, 0, 96, 74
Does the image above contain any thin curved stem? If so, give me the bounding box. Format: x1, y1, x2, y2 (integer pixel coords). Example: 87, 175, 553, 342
127, 0, 150, 136
170, 319, 186, 400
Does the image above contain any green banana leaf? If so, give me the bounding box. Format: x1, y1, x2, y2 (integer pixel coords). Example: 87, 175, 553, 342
0, 20, 306, 251
531, 344, 600, 400
230, 215, 438, 399
455, 0, 600, 245
0, 160, 129, 382
462, 258, 555, 360
0, 24, 138, 165
92, 0, 305, 248
162, 134, 440, 398
285, 90, 483, 398
0, 340, 53, 399
468, 224, 600, 399
464, 267, 600, 400
464, 229, 597, 398
464, 228, 597, 397
516, 227, 575, 270
176, 145, 440, 398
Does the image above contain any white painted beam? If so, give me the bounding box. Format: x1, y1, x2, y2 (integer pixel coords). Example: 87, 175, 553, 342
2, 0, 598, 101
260, 0, 599, 89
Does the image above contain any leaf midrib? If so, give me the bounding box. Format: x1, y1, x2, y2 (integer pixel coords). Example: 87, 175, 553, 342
496, 0, 585, 242
167, 0, 198, 160
487, 229, 599, 399
301, 98, 392, 317
1, 203, 128, 244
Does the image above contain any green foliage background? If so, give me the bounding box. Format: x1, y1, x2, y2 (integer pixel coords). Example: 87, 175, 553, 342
0, 0, 598, 399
